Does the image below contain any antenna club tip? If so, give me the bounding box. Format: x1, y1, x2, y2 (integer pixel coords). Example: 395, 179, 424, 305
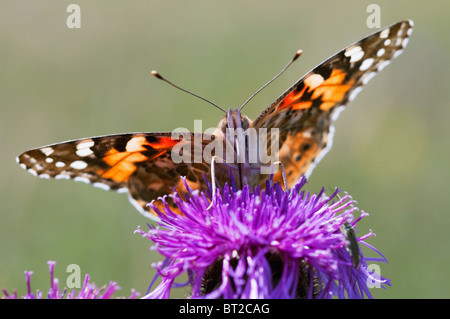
151, 70, 163, 79
293, 49, 303, 60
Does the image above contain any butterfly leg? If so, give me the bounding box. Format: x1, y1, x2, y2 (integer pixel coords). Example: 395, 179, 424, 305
207, 155, 222, 210
272, 161, 288, 190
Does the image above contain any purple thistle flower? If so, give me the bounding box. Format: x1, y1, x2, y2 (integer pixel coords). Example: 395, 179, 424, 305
136, 176, 390, 299
2, 261, 140, 299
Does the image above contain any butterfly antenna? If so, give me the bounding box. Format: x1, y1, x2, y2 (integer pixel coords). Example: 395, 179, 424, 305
151, 71, 226, 113
239, 49, 303, 111
207, 156, 219, 211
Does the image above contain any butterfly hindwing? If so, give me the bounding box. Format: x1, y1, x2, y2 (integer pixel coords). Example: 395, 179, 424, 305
252, 20, 413, 186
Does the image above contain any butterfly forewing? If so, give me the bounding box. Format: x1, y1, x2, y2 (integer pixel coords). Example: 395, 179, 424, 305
252, 20, 413, 187
17, 132, 219, 219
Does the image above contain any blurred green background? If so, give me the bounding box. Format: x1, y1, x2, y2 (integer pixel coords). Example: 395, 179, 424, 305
1, 0, 449, 299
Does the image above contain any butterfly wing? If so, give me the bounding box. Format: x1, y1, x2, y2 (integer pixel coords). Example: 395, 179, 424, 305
252, 20, 413, 186
17, 132, 218, 220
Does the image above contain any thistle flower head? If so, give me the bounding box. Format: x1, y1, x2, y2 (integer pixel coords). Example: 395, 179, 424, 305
2, 261, 139, 299
137, 176, 390, 299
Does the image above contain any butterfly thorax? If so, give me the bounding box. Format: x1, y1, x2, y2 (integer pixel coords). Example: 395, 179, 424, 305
213, 108, 265, 187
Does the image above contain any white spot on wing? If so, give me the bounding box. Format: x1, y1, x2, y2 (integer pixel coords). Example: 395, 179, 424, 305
126, 137, 146, 152
393, 49, 404, 59
127, 193, 160, 221
348, 86, 363, 102
359, 58, 374, 71
74, 176, 91, 184
304, 124, 336, 179
345, 45, 364, 63
93, 182, 111, 191
76, 148, 94, 157
345, 45, 361, 57
362, 72, 376, 85
28, 168, 38, 176
55, 174, 70, 180
330, 105, 345, 122
75, 140, 95, 157
70, 160, 88, 170
304, 73, 325, 89
76, 140, 95, 150
376, 48, 385, 57
377, 60, 391, 71
55, 161, 66, 168
40, 147, 54, 156
402, 38, 409, 48
351, 51, 364, 63
379, 28, 390, 39
407, 26, 413, 36
45, 157, 54, 163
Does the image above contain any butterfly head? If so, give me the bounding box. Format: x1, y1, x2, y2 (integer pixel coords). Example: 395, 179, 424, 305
218, 108, 251, 134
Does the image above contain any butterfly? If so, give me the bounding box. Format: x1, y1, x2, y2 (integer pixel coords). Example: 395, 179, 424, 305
17, 20, 413, 221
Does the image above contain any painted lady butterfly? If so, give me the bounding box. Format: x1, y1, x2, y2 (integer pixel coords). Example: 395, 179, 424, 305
17, 20, 413, 220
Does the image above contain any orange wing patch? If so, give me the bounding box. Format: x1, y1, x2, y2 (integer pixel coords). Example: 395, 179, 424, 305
277, 70, 354, 112
272, 131, 327, 188
99, 136, 178, 183
277, 83, 308, 110
311, 70, 354, 110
